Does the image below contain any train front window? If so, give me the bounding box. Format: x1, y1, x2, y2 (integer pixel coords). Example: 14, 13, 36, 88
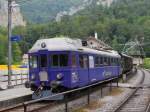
51, 54, 68, 67
40, 54, 47, 68
60, 54, 68, 67
29, 55, 38, 68
52, 55, 59, 67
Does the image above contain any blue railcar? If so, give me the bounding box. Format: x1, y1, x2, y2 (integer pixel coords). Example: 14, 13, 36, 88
25, 38, 121, 99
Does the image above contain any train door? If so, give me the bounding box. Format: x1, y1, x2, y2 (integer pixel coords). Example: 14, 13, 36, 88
70, 53, 79, 88
38, 51, 49, 82
78, 54, 89, 87
88, 55, 96, 83
29, 54, 39, 85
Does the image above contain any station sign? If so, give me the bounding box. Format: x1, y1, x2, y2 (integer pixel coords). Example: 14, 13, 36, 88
11, 35, 21, 42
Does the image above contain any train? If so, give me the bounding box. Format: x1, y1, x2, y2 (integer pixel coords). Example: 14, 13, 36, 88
25, 37, 133, 99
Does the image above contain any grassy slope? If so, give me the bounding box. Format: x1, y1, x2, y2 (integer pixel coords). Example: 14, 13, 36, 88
143, 58, 150, 69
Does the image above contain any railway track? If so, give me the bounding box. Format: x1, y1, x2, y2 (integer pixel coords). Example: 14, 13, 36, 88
0, 101, 57, 112
0, 70, 135, 112
113, 70, 150, 112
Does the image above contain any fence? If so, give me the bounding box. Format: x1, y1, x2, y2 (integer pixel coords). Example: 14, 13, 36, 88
0, 65, 28, 89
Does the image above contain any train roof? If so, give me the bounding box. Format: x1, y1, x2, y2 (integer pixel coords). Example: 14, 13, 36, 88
29, 37, 120, 58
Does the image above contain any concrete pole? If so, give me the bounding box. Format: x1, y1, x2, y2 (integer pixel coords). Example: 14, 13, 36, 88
7, 0, 12, 88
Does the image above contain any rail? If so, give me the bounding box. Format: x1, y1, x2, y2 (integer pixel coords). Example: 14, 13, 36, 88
112, 70, 145, 112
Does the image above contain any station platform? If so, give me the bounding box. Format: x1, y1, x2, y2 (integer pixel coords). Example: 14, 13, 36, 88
0, 85, 32, 108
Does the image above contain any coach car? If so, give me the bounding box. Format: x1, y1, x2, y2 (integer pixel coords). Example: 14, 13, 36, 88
26, 38, 121, 98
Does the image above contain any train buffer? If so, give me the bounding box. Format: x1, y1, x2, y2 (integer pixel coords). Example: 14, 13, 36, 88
111, 83, 150, 89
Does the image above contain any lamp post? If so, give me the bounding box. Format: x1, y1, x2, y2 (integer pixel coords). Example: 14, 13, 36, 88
7, 0, 12, 88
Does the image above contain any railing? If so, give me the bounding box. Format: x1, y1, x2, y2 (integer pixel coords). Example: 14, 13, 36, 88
23, 77, 119, 112
0, 68, 28, 89
0, 74, 28, 85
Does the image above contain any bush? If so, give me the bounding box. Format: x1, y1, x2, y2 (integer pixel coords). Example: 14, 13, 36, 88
143, 58, 150, 69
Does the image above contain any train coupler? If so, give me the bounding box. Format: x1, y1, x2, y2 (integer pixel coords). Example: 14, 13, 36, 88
32, 89, 64, 100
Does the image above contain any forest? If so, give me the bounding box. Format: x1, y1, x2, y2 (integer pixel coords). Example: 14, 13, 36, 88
0, 0, 150, 64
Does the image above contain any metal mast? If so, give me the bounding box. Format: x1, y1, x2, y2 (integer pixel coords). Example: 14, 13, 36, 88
8, 0, 12, 88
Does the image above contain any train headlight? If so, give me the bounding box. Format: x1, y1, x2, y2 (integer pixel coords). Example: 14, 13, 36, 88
31, 74, 35, 80
56, 73, 63, 80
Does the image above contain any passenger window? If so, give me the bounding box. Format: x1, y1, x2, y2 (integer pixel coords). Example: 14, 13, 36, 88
111, 58, 113, 63
40, 54, 47, 68
89, 56, 94, 68
60, 54, 68, 67
111, 58, 114, 65
52, 55, 59, 67
71, 55, 76, 67
114, 58, 117, 65
108, 58, 110, 65
51, 54, 68, 67
30, 56, 38, 68
79, 55, 88, 68
100, 57, 103, 65
104, 57, 107, 65
95, 56, 99, 67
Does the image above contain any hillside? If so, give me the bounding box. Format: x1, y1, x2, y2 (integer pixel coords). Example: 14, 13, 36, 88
16, 0, 150, 56
1, 0, 150, 64
18, 0, 89, 23
0, 0, 26, 27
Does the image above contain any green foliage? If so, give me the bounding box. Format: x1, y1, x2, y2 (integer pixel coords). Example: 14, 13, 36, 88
0, 27, 22, 64
1, 0, 150, 65
18, 0, 83, 23
0, 34, 7, 64
143, 58, 150, 69
12, 0, 150, 56
12, 43, 22, 64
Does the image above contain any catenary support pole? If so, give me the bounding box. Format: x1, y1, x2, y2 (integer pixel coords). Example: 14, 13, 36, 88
7, 0, 12, 88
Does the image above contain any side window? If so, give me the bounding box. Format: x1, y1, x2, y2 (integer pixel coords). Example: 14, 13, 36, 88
60, 54, 68, 67
108, 57, 110, 65
117, 58, 120, 65
104, 57, 107, 65
89, 56, 94, 68
95, 56, 99, 67
111, 58, 114, 65
100, 57, 103, 65
52, 55, 59, 67
29, 55, 38, 68
79, 55, 88, 68
51, 54, 68, 67
114, 58, 117, 65
71, 54, 76, 67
